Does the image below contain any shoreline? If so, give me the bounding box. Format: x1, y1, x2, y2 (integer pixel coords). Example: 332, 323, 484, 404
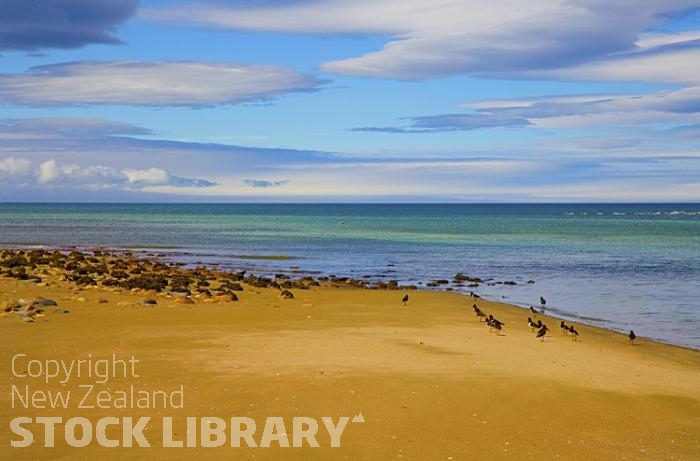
1, 245, 696, 351
2, 247, 699, 459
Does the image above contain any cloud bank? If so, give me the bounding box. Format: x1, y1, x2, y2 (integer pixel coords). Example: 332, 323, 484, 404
6, 157, 217, 191
1, 117, 698, 202
0, 118, 218, 192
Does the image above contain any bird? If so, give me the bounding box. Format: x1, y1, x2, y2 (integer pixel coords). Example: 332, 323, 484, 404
540, 297, 547, 311
472, 304, 486, 321
486, 314, 505, 333
401, 294, 409, 306
536, 324, 549, 341
629, 330, 636, 344
527, 317, 540, 332
529, 306, 538, 316
487, 318, 503, 333
560, 320, 569, 335
567, 324, 579, 341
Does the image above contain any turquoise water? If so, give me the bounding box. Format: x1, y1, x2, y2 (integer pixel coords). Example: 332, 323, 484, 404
1, 203, 699, 349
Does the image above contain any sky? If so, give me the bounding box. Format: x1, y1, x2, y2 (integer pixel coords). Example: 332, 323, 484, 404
1, 0, 700, 202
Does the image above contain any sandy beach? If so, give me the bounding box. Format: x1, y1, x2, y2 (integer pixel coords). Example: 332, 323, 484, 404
1, 250, 699, 460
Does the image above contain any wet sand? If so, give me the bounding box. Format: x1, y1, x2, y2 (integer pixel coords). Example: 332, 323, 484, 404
1, 252, 699, 460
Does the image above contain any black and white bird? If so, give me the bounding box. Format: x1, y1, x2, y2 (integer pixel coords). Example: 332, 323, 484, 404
486, 314, 505, 333
528, 317, 540, 332
473, 304, 487, 321
560, 320, 569, 335
536, 324, 549, 341
529, 306, 538, 316
567, 324, 579, 341
629, 330, 637, 344
540, 296, 547, 311
401, 294, 409, 306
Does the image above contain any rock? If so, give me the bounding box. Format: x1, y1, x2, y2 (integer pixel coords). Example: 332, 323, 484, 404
224, 282, 244, 291
177, 297, 195, 305
386, 280, 399, 290
123, 275, 168, 292
72, 275, 97, 286
453, 273, 483, 283
31, 298, 58, 307
140, 298, 157, 306
97, 298, 109, 304
110, 270, 129, 279
280, 289, 294, 299
1, 255, 29, 268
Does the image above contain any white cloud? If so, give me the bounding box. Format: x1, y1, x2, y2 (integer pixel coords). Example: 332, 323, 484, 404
0, 61, 323, 107
142, 0, 700, 80
123, 168, 171, 186
32, 158, 215, 190
37, 159, 60, 184
635, 30, 700, 50
0, 156, 31, 175
543, 46, 700, 85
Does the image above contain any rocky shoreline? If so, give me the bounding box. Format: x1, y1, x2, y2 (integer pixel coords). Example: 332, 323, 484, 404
2, 247, 539, 325
1, 248, 427, 322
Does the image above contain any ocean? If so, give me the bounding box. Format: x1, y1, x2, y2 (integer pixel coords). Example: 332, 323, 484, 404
1, 203, 698, 349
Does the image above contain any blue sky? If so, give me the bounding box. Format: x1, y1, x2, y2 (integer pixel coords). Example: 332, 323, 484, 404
1, 0, 700, 202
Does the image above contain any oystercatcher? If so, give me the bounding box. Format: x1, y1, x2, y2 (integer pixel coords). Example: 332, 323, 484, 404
540, 297, 547, 311
401, 294, 409, 306
629, 330, 636, 344
529, 306, 538, 316
536, 324, 549, 341
473, 304, 486, 321
486, 315, 505, 333
567, 324, 579, 341
560, 320, 568, 335
528, 317, 539, 332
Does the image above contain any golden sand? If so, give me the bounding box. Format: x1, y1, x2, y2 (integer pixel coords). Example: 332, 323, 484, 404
1, 273, 699, 460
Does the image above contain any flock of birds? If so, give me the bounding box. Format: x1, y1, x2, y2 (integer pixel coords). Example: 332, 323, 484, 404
401, 294, 638, 344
